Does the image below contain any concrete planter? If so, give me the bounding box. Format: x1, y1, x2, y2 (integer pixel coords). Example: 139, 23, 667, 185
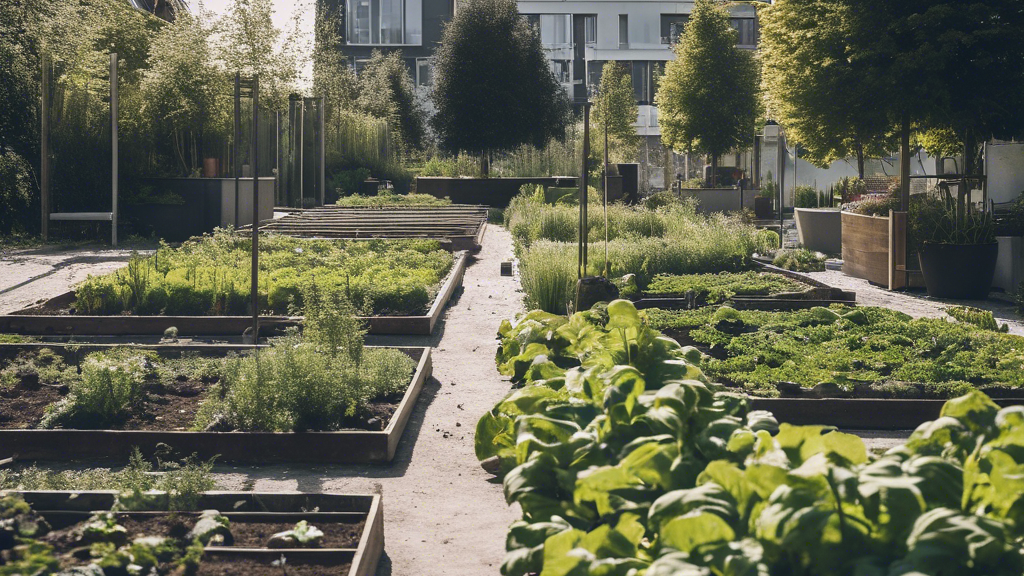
677, 188, 756, 214
795, 207, 842, 254
994, 236, 1024, 293
132, 177, 274, 241
415, 176, 578, 207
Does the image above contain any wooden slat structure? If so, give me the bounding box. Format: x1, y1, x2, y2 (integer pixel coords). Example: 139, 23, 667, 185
260, 204, 488, 252
841, 210, 910, 289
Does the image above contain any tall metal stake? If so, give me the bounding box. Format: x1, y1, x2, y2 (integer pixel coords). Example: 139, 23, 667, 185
110, 53, 118, 247
603, 109, 609, 277
251, 75, 260, 344
234, 73, 241, 227
319, 97, 326, 206
41, 54, 50, 241
578, 102, 591, 278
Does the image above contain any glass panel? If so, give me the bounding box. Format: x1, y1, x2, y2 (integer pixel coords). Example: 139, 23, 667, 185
417, 58, 432, 86
540, 14, 571, 47
404, 0, 421, 43
584, 15, 596, 44
349, 0, 371, 44
730, 18, 755, 45
661, 15, 688, 44
618, 15, 628, 45
380, 0, 403, 44
550, 60, 571, 83
587, 60, 604, 89
631, 61, 648, 103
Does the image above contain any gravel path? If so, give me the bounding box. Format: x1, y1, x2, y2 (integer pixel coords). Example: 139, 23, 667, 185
0, 245, 154, 314
804, 269, 1024, 335
211, 224, 521, 576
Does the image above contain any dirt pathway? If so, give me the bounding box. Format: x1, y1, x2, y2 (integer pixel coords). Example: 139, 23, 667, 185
211, 224, 522, 576
0, 245, 153, 314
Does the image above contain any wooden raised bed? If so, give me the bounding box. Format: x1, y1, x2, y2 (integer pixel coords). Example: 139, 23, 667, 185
841, 210, 922, 289
0, 343, 431, 464
750, 397, 1024, 430
632, 262, 856, 312
0, 252, 468, 337
3, 490, 384, 576
260, 205, 488, 252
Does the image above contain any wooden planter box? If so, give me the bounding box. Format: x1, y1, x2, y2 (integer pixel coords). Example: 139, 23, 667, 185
841, 210, 922, 289
0, 344, 431, 464
1, 491, 384, 576
751, 397, 1024, 429
0, 253, 468, 337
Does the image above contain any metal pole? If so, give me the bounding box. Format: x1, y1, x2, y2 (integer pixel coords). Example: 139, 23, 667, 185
276, 111, 281, 206
582, 102, 590, 276
603, 110, 609, 278
319, 97, 326, 206
234, 72, 240, 227
299, 100, 305, 207
251, 75, 260, 343
110, 53, 118, 247
41, 54, 50, 241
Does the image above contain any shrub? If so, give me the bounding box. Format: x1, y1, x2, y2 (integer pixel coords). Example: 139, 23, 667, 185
519, 241, 577, 314
334, 191, 450, 207
329, 168, 372, 196
40, 349, 154, 429
772, 248, 826, 271
794, 185, 828, 208
0, 149, 34, 235
644, 271, 805, 303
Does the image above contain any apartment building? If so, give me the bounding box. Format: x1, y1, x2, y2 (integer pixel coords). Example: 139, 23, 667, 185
519, 0, 762, 188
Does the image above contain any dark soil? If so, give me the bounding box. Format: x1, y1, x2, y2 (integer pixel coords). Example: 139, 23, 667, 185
43, 513, 196, 555
229, 519, 364, 548
196, 558, 353, 576
0, 382, 63, 428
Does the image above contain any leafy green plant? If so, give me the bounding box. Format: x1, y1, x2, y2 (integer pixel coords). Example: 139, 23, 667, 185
329, 168, 372, 196
794, 185, 829, 208
644, 271, 805, 304
40, 349, 154, 429
334, 191, 451, 207
917, 187, 996, 245
518, 241, 577, 315
772, 248, 827, 271
478, 300, 1024, 576
946, 305, 1008, 332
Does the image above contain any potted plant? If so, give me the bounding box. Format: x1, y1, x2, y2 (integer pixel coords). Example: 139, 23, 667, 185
917, 183, 998, 299
755, 171, 776, 219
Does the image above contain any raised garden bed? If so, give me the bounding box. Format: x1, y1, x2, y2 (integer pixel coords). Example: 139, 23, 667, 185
0, 252, 468, 337
1, 490, 383, 576
0, 343, 431, 463
260, 205, 489, 253
645, 304, 1024, 427
631, 263, 855, 311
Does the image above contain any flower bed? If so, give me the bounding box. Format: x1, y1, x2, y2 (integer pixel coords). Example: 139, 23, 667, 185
640, 271, 807, 305
477, 300, 1024, 575
0, 491, 383, 576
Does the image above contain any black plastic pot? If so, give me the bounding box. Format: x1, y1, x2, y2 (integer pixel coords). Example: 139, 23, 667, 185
918, 242, 998, 299
755, 197, 773, 219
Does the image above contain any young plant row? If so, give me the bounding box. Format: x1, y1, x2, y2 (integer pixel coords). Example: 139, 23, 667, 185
646, 304, 1023, 398
477, 300, 1024, 576
75, 230, 454, 317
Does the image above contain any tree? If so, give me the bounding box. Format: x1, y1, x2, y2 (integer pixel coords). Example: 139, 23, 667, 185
356, 50, 425, 154
218, 0, 301, 110
431, 0, 570, 174
656, 0, 761, 187
313, 4, 358, 114
759, 0, 891, 178
141, 10, 229, 176
593, 62, 639, 164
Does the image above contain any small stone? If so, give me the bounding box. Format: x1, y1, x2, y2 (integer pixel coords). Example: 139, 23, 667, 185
367, 417, 382, 430
455, 422, 461, 427
16, 367, 39, 389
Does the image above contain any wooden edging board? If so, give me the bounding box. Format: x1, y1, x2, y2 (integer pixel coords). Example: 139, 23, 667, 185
0, 345, 431, 464
750, 397, 1024, 430
0, 252, 468, 337
1, 491, 384, 576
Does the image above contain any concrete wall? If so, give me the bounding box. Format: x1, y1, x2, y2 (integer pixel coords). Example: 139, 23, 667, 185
220, 178, 276, 228
677, 187, 755, 214
416, 176, 579, 207
986, 141, 1024, 204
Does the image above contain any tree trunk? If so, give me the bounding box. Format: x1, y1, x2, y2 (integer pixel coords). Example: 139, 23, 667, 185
711, 154, 718, 188
856, 141, 865, 179
899, 115, 910, 212
480, 152, 489, 177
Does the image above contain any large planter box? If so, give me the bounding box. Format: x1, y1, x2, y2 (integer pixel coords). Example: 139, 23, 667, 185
841, 210, 922, 289
994, 236, 1024, 293
795, 208, 842, 254
3, 491, 384, 576
676, 188, 756, 214
415, 176, 578, 207
129, 177, 275, 241
0, 343, 431, 463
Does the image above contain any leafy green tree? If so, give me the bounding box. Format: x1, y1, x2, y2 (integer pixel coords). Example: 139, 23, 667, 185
141, 10, 229, 176
593, 62, 639, 164
759, 0, 891, 178
356, 50, 425, 154
656, 0, 761, 187
218, 0, 301, 110
313, 4, 359, 113
431, 0, 570, 175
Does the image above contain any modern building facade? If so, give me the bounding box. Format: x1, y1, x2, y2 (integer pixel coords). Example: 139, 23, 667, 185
519, 0, 763, 188
319, 0, 454, 102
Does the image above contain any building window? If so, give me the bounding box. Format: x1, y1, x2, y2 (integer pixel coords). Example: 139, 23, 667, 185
347, 0, 422, 45
730, 17, 755, 46
584, 15, 596, 45
416, 58, 433, 87
540, 14, 572, 47
550, 60, 571, 84
354, 59, 370, 75
618, 14, 628, 47
587, 60, 604, 90
631, 61, 649, 103
660, 14, 688, 44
